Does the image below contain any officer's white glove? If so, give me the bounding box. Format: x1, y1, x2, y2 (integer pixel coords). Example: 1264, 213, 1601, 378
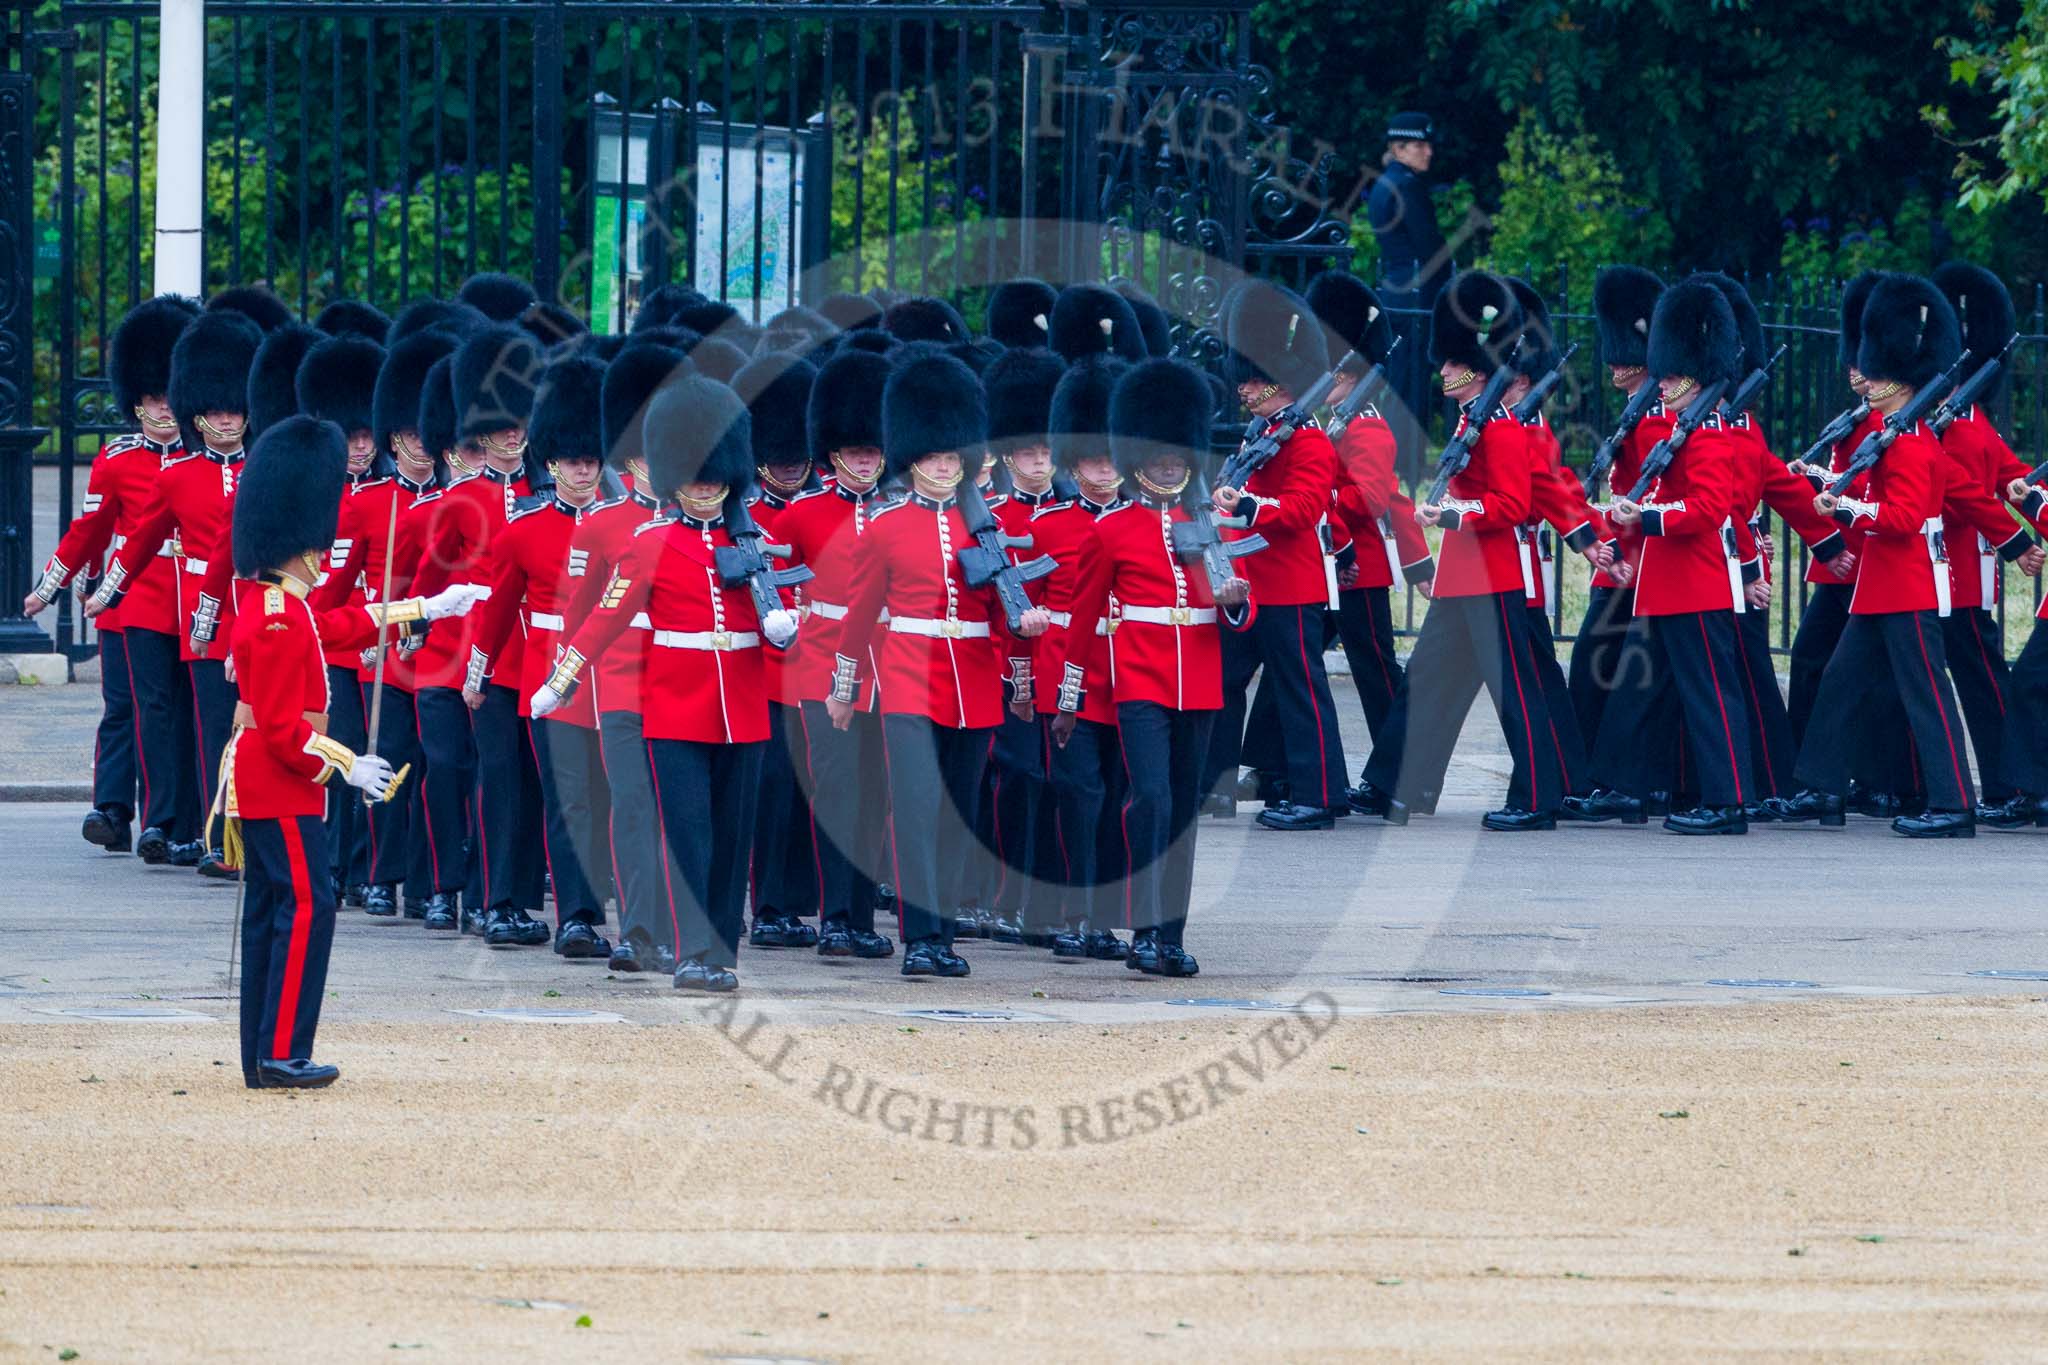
762, 606, 799, 649
422, 583, 491, 620
529, 684, 564, 719
344, 753, 399, 799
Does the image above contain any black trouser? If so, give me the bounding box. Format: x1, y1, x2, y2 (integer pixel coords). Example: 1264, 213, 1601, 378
1944, 606, 2016, 804
751, 701, 820, 922
2001, 622, 2048, 796
1589, 611, 1753, 808
1731, 606, 1795, 800
472, 684, 544, 911
531, 716, 609, 926
322, 665, 368, 890
1794, 610, 1974, 812
598, 710, 667, 949
1207, 603, 1347, 811
189, 658, 237, 851
881, 714, 990, 946
647, 737, 762, 968
1788, 582, 1918, 794
798, 700, 887, 934
1363, 590, 1563, 813
238, 813, 335, 1079
366, 684, 423, 892
1335, 588, 1403, 749
1048, 715, 1127, 930
1523, 606, 1589, 798
93, 629, 138, 819
125, 627, 197, 838
1118, 702, 1214, 947
979, 708, 1045, 916
1567, 585, 1639, 770
412, 686, 475, 896
1380, 281, 1445, 480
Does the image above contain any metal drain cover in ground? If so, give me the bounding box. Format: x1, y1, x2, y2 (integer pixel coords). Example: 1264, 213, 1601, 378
453, 1008, 628, 1024
1706, 979, 1822, 989
1164, 998, 1302, 1012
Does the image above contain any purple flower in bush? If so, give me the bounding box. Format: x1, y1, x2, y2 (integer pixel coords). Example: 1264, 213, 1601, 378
1805, 215, 1829, 233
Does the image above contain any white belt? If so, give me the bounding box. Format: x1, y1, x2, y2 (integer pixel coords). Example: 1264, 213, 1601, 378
1119, 604, 1215, 627
890, 616, 990, 639
1044, 610, 1072, 627
1926, 516, 1951, 618
809, 601, 849, 620
183, 557, 209, 575
652, 629, 759, 650
1978, 532, 1996, 605
630, 611, 652, 631
527, 611, 564, 630
1720, 516, 1746, 615
156, 543, 178, 559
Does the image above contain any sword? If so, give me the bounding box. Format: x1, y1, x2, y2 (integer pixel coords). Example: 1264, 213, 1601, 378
363, 491, 401, 806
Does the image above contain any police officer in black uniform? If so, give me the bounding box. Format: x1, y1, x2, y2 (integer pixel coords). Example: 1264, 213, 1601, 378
1367, 111, 1451, 478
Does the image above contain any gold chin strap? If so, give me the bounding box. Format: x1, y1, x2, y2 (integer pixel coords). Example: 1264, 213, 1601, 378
829, 454, 877, 491
1244, 382, 1279, 410
194, 414, 246, 444
757, 466, 806, 497
135, 407, 180, 435
1611, 365, 1644, 381
300, 550, 323, 579
1439, 368, 1478, 394
677, 487, 728, 516
1863, 380, 1902, 403
1136, 468, 1189, 499
1082, 472, 1127, 498
1662, 377, 1697, 402
915, 465, 965, 492
478, 431, 529, 460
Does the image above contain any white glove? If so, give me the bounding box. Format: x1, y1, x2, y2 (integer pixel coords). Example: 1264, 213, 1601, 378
762, 606, 799, 649
529, 684, 563, 719
343, 753, 398, 798
422, 583, 492, 620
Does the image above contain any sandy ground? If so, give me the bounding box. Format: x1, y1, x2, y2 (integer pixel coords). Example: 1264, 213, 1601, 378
4, 995, 2046, 1362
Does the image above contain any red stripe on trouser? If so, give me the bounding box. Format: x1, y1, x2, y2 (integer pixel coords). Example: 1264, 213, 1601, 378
1495, 597, 1544, 808
1364, 595, 1396, 693
1293, 608, 1333, 807
1732, 620, 1776, 794
644, 739, 683, 955
1529, 610, 1573, 791
1695, 615, 1744, 805
272, 819, 317, 1059
798, 711, 826, 914
121, 634, 152, 824
1911, 615, 1971, 806
1115, 724, 1136, 929
412, 704, 443, 888
1967, 612, 2006, 716
876, 723, 906, 938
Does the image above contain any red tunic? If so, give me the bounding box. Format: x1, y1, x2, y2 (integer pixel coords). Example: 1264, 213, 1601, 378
471, 496, 600, 727
1590, 401, 1670, 590
1331, 412, 1432, 590
401, 467, 532, 691
225, 578, 382, 820
1722, 413, 1843, 584
1938, 408, 2032, 610
1230, 422, 1338, 606
558, 484, 663, 717
749, 488, 808, 707
1831, 422, 1950, 616
310, 473, 431, 685
1631, 414, 1745, 618
776, 482, 890, 710
37, 433, 186, 634
103, 447, 244, 659
1805, 411, 1887, 587
1025, 495, 1121, 724
1519, 413, 1601, 609
1432, 408, 1532, 599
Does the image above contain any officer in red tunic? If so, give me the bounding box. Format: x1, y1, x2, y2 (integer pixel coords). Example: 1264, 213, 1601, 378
827, 352, 1052, 978
1205, 281, 1348, 830
533, 375, 794, 993
223, 415, 485, 1088
88, 309, 265, 877
1051, 358, 1254, 975
26, 294, 199, 857
777, 345, 900, 961
468, 353, 618, 958
1353, 272, 1564, 828
1773, 275, 1981, 837
1996, 470, 2048, 827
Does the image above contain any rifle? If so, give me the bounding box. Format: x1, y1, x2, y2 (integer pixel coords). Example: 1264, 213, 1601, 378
1325, 337, 1401, 442
1928, 334, 2018, 436
1825, 348, 1973, 497
1171, 465, 1268, 599
716, 488, 816, 649
1216, 355, 1353, 490
956, 477, 1057, 631
1624, 377, 1730, 502
1793, 399, 1871, 475
1422, 353, 1522, 507
1582, 378, 1663, 499
1718, 343, 1788, 421
1510, 342, 1579, 424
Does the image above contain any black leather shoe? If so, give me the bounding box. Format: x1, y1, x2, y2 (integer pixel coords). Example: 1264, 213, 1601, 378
1852, 788, 1904, 819
255, 1058, 339, 1089
1644, 790, 1673, 818
340, 883, 366, 909
1052, 929, 1088, 960
483, 909, 522, 947
1743, 801, 1779, 825
1083, 929, 1127, 961
1156, 944, 1200, 977
851, 930, 895, 959
1255, 801, 1336, 831
608, 938, 646, 972
508, 908, 551, 946
674, 958, 739, 992
644, 942, 679, 975
1765, 790, 1845, 827
402, 895, 428, 920
1346, 780, 1394, 817
1020, 928, 1059, 949
1980, 794, 2048, 830
422, 894, 458, 932
555, 920, 611, 959
1482, 806, 1556, 832
1125, 930, 1161, 973
1663, 805, 1748, 835
1380, 800, 1411, 826
778, 916, 820, 948
817, 922, 855, 957
136, 825, 171, 864
1559, 789, 1646, 825
363, 885, 398, 916
1893, 809, 1975, 839
1202, 793, 1237, 819
82, 809, 131, 852
196, 851, 239, 881
166, 839, 204, 868
988, 915, 1025, 945
749, 916, 795, 948
460, 903, 489, 936
901, 940, 970, 977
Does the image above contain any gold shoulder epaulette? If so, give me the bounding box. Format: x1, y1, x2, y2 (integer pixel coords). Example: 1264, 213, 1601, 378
265, 585, 287, 615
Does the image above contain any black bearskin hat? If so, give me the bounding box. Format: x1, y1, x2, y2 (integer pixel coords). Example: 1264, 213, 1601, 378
643, 374, 753, 496
1050, 283, 1147, 364
758, 305, 836, 356
1646, 277, 1742, 388
1428, 271, 1523, 375
1049, 355, 1128, 471
987, 278, 1058, 350
1696, 272, 1765, 376
985, 346, 1066, 453
231, 415, 348, 576
169, 311, 263, 451
1593, 266, 1662, 370
808, 348, 892, 467
950, 338, 1003, 376
313, 299, 391, 343
374, 329, 460, 456
1304, 269, 1393, 370
1934, 261, 2015, 404
603, 344, 690, 472
520, 301, 587, 349
1856, 274, 1961, 391
623, 324, 704, 357
457, 271, 538, 323
1223, 279, 1331, 394
690, 337, 748, 384
736, 354, 818, 471
1115, 282, 1175, 358
295, 332, 383, 441
836, 329, 900, 359
453, 324, 543, 440
205, 285, 294, 334
674, 299, 743, 338
1505, 278, 1557, 379
1839, 271, 1887, 373
388, 297, 489, 344
528, 353, 608, 466
417, 355, 460, 478
634, 282, 709, 333
1110, 358, 1215, 476
110, 294, 200, 413
883, 296, 971, 346
883, 351, 985, 476
819, 291, 884, 333
246, 323, 320, 445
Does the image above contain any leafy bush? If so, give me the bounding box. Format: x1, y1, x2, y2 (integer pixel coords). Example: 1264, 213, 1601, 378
1475, 113, 1671, 310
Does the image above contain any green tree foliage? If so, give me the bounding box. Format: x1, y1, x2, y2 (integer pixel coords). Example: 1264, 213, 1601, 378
1476, 113, 1673, 307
